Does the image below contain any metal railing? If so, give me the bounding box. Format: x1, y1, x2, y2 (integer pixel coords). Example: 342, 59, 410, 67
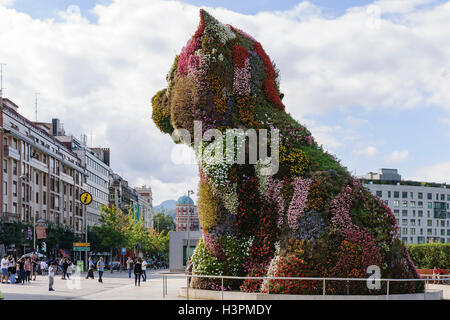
161, 273, 450, 300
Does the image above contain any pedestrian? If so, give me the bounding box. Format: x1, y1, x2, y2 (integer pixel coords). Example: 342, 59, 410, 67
97, 257, 105, 283
24, 257, 32, 282
126, 257, 133, 279
31, 254, 38, 280
62, 258, 69, 280
134, 258, 142, 287
48, 262, 55, 291
40, 259, 47, 276
8, 258, 16, 284
66, 260, 72, 279
1, 255, 9, 283
141, 258, 147, 282
85, 256, 95, 279
17, 257, 25, 285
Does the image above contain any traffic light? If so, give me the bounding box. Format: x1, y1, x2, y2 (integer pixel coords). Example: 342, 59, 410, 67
41, 242, 46, 252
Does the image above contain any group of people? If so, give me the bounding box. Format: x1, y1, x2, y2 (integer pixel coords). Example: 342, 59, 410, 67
126, 257, 148, 286
1, 255, 39, 284
85, 256, 105, 283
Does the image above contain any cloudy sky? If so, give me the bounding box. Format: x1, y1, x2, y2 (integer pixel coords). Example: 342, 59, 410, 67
0, 0, 449, 205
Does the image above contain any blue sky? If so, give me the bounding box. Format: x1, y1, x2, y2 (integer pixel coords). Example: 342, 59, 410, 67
7, 0, 385, 22
1, 0, 450, 204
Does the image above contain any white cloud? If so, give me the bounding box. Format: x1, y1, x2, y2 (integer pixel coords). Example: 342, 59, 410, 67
0, 0, 14, 7
412, 161, 450, 184
384, 150, 410, 163
355, 146, 378, 158
440, 117, 450, 125
0, 0, 449, 203
346, 116, 368, 126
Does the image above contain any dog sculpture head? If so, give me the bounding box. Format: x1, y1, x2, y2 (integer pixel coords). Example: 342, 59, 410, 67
152, 9, 286, 140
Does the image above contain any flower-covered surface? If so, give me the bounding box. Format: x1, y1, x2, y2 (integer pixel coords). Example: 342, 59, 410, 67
152, 9, 422, 294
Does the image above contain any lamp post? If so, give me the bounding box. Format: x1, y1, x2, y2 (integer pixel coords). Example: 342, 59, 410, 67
186, 190, 194, 274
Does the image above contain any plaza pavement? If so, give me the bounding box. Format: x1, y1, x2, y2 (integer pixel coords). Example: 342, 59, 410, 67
0, 269, 189, 300
1, 271, 448, 300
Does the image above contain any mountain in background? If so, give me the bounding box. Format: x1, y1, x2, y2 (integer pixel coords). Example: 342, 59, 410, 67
153, 200, 177, 219
155, 200, 177, 210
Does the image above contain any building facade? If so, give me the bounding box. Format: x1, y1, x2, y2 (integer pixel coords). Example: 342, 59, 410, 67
1, 99, 86, 238
360, 168, 450, 244
135, 185, 153, 229
52, 129, 111, 228
175, 195, 200, 232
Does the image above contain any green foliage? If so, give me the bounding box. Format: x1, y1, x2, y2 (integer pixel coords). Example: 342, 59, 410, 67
0, 221, 29, 247
92, 205, 128, 251
152, 212, 175, 234
407, 243, 450, 269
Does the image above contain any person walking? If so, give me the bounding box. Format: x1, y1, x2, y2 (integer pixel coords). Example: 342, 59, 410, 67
24, 257, 32, 283
17, 257, 25, 285
85, 256, 95, 279
48, 262, 55, 291
31, 255, 38, 280
97, 257, 105, 283
1, 255, 9, 283
141, 259, 147, 282
126, 257, 133, 279
8, 258, 16, 284
66, 260, 72, 279
62, 258, 69, 280
40, 259, 47, 276
134, 258, 142, 287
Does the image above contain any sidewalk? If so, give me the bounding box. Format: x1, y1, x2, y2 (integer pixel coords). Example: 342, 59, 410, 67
0, 269, 188, 300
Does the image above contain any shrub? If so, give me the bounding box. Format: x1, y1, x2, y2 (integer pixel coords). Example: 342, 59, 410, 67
407, 243, 450, 269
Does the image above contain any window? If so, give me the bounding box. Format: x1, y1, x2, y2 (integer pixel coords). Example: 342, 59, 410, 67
388, 191, 391, 198
410, 192, 414, 199
427, 202, 432, 209
418, 201, 423, 208
418, 192, 423, 200
427, 193, 432, 200
402, 200, 408, 207
402, 219, 408, 226
3, 182, 6, 195
410, 219, 416, 226
427, 220, 432, 227
410, 228, 416, 235
394, 209, 399, 216
402, 228, 408, 235
394, 191, 400, 198
402, 210, 408, 217
13, 181, 17, 197
441, 194, 445, 201
402, 192, 408, 199
410, 201, 415, 208
3, 159, 7, 173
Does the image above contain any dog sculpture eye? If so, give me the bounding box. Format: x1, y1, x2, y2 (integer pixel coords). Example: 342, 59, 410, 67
151, 9, 422, 295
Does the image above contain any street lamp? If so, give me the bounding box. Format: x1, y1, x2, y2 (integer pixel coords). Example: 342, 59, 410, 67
186, 190, 194, 274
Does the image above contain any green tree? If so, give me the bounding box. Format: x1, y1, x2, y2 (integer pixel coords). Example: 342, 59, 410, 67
92, 205, 129, 263
152, 212, 175, 234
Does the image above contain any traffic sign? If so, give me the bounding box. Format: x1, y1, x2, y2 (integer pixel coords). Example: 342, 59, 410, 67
122, 248, 127, 255
73, 242, 90, 247
80, 192, 93, 205
73, 247, 90, 252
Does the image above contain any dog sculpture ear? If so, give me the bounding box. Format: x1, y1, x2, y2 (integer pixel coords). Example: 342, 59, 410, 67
152, 88, 174, 135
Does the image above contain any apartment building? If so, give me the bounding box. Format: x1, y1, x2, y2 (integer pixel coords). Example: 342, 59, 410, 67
359, 168, 450, 244
1, 99, 86, 236
135, 185, 153, 229
53, 130, 111, 227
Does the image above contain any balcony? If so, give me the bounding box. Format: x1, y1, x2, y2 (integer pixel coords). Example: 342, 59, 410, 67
60, 171, 74, 185
3, 145, 20, 160
2, 212, 19, 223
30, 157, 48, 173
